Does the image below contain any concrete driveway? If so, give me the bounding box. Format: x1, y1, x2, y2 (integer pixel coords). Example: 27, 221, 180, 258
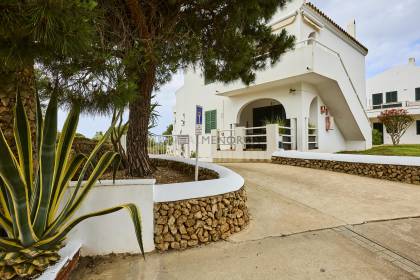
225, 163, 420, 242
72, 163, 420, 279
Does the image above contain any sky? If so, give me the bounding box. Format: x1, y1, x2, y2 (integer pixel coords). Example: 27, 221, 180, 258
62, 0, 420, 138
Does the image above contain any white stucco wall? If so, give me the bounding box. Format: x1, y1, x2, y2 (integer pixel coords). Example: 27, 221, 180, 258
68, 179, 156, 256
173, 0, 370, 157
307, 18, 367, 107
367, 60, 420, 107
66, 157, 245, 256
175, 80, 350, 156
367, 59, 420, 144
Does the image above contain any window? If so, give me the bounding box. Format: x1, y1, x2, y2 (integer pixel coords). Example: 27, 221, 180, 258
416, 88, 420, 101
417, 120, 420, 135
386, 91, 398, 103
205, 110, 217, 133
372, 93, 383, 109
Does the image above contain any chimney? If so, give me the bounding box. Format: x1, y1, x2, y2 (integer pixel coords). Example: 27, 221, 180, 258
346, 20, 356, 38
408, 57, 416, 66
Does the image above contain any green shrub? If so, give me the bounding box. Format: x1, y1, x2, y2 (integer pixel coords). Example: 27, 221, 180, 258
372, 128, 383, 145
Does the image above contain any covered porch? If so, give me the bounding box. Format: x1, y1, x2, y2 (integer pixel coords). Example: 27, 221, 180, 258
211, 96, 321, 162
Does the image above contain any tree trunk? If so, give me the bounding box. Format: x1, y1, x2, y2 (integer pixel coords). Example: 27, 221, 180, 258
0, 67, 37, 155
0, 67, 36, 238
127, 64, 157, 177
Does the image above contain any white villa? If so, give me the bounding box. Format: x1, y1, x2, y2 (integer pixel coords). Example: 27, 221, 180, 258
173, 0, 372, 161
366, 58, 420, 145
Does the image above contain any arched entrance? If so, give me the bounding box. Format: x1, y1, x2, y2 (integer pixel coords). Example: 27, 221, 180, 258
237, 99, 287, 128
237, 99, 292, 150
308, 97, 319, 150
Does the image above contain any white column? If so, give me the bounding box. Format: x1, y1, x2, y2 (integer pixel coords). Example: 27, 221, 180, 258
266, 124, 280, 154
291, 118, 297, 150
235, 126, 245, 152
296, 117, 308, 152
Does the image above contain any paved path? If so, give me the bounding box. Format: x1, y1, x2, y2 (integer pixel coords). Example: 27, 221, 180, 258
72, 163, 420, 279
225, 163, 420, 242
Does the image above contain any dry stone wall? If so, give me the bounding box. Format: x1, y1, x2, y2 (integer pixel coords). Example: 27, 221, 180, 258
154, 188, 249, 251
272, 156, 420, 185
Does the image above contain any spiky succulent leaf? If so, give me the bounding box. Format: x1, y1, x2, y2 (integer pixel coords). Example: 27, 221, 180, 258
0, 213, 13, 237
49, 111, 121, 232
48, 106, 80, 224
33, 91, 58, 236
30, 92, 44, 221
0, 238, 23, 252
0, 126, 37, 246
45, 151, 118, 236
13, 92, 33, 197
38, 203, 144, 256
0, 93, 144, 279
48, 154, 86, 224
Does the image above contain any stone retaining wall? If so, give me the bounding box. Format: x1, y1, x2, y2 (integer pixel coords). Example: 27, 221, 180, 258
272, 156, 420, 185
154, 188, 249, 251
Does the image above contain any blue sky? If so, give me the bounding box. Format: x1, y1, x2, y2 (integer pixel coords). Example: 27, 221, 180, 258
62, 0, 420, 137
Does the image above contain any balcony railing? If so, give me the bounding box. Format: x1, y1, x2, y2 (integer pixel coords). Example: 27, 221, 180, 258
368, 101, 420, 110
244, 126, 267, 151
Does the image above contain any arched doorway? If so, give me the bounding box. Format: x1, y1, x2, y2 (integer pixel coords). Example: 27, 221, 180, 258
308, 97, 319, 150
237, 99, 291, 150
237, 99, 287, 128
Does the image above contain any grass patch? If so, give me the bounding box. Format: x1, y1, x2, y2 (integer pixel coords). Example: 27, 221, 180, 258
339, 144, 420, 157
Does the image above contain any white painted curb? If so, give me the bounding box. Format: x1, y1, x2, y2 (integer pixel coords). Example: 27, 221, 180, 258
273, 150, 420, 167
151, 155, 245, 202
37, 241, 81, 280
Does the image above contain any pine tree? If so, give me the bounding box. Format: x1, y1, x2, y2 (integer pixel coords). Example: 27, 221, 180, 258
99, 0, 296, 176
0, 0, 97, 150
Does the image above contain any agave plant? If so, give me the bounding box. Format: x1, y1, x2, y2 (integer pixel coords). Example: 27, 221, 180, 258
0, 92, 143, 279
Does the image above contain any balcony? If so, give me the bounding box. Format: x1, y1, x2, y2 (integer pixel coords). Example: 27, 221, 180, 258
366, 101, 420, 119
212, 40, 315, 96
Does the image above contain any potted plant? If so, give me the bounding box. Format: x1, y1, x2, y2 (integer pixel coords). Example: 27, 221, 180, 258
0, 92, 144, 279
263, 117, 287, 135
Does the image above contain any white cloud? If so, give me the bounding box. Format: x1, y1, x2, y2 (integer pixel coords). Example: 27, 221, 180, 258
310, 0, 420, 76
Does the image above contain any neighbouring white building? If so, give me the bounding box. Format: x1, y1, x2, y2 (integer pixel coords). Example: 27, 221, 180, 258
366, 58, 420, 145
173, 0, 372, 161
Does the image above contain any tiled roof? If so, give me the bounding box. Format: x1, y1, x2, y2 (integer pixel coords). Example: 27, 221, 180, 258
305, 2, 368, 53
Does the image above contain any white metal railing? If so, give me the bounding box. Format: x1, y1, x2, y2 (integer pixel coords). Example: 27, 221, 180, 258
308, 126, 318, 150
148, 135, 190, 157
244, 126, 267, 150
217, 129, 235, 150
367, 101, 420, 111
278, 125, 294, 150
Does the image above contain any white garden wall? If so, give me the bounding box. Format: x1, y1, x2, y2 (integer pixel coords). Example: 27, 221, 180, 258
66, 156, 244, 256
68, 179, 156, 255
